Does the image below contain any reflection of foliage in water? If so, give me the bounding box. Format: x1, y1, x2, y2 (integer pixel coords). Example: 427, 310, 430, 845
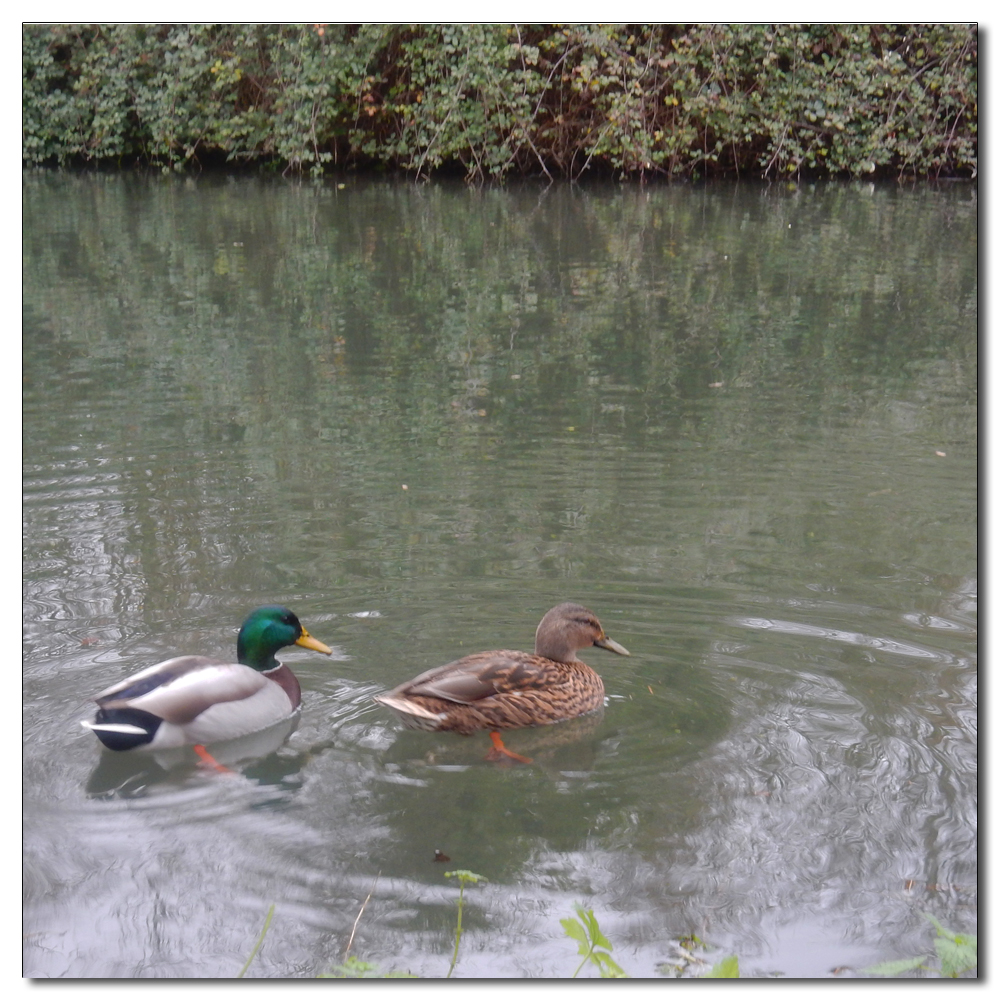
23, 175, 976, 608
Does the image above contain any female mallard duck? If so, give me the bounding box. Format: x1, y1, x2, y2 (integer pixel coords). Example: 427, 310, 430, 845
373, 602, 629, 761
81, 606, 332, 752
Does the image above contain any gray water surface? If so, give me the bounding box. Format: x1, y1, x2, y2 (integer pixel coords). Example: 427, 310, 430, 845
23, 174, 977, 978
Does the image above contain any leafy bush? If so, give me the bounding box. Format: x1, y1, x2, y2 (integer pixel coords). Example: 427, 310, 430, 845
23, 24, 977, 181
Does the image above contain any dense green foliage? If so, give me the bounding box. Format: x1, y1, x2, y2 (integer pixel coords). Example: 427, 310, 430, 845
23, 24, 977, 181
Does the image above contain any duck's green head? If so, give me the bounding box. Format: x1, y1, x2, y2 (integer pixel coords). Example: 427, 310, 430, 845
236, 605, 333, 672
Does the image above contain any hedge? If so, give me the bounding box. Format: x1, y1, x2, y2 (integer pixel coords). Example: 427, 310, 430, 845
22, 24, 978, 181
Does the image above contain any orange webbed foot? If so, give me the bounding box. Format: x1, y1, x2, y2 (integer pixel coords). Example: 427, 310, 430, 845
485, 731, 532, 764
193, 744, 233, 773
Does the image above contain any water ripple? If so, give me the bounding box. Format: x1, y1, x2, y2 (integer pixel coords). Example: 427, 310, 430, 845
731, 615, 963, 665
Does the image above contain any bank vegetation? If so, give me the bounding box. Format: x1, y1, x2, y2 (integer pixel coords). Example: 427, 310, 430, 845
23, 23, 977, 182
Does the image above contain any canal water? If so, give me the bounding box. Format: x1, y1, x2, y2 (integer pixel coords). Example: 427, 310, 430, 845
22, 173, 976, 978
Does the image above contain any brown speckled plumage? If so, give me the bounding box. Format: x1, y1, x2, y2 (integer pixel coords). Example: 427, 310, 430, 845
373, 602, 630, 735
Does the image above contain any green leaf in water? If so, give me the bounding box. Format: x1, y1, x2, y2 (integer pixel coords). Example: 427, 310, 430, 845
863, 913, 977, 978
702, 955, 740, 978
863, 956, 929, 976
561, 903, 628, 978
319, 956, 417, 978
934, 936, 978, 979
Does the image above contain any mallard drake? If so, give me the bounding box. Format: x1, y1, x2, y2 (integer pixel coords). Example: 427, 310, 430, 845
81, 606, 332, 752
373, 602, 629, 761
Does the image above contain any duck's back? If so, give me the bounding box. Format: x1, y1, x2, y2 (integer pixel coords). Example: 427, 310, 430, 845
375, 649, 605, 734
94, 656, 269, 723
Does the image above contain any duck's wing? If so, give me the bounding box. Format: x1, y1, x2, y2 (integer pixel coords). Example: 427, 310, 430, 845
94, 656, 270, 725
395, 650, 553, 705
